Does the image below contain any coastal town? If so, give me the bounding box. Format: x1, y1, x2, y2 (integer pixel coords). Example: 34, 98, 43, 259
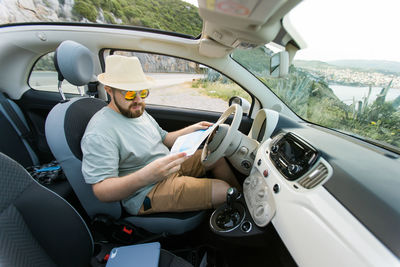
295, 63, 400, 89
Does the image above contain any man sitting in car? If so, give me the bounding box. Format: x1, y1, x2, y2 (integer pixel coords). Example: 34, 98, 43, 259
81, 55, 240, 215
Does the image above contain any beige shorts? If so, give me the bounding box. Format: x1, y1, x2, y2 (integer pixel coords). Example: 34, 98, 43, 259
138, 150, 213, 214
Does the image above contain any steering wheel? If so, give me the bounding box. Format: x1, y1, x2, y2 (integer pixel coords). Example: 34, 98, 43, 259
201, 104, 243, 167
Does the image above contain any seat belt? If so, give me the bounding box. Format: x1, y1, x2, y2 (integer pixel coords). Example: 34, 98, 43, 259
0, 93, 36, 152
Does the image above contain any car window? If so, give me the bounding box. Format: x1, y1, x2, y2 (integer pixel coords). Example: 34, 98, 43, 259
29, 52, 78, 94
232, 1, 400, 152
113, 51, 251, 113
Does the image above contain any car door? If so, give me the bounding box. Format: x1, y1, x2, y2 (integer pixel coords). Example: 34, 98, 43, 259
147, 105, 252, 135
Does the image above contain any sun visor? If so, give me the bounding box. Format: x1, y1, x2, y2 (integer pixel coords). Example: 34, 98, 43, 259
198, 0, 302, 49
199, 0, 286, 28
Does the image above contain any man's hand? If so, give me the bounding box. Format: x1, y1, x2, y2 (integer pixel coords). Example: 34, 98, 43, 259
91, 152, 187, 202
144, 152, 188, 183
188, 121, 213, 133
163, 121, 213, 148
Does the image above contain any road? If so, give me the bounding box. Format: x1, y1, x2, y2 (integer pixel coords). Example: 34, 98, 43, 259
146, 82, 228, 112
147, 73, 204, 88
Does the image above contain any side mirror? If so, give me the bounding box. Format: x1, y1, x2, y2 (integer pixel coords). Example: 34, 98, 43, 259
229, 96, 250, 114
270, 51, 289, 78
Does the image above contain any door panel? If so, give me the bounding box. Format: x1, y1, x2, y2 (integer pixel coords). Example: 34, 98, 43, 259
146, 104, 253, 135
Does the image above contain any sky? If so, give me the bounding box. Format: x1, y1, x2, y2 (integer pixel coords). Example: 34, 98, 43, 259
182, 0, 198, 6
288, 0, 400, 62
183, 0, 400, 63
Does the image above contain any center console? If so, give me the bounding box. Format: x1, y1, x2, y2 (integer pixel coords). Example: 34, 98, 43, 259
210, 132, 322, 238
210, 188, 266, 237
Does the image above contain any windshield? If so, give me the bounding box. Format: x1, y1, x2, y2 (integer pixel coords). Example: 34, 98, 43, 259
0, 0, 202, 37
232, 0, 400, 152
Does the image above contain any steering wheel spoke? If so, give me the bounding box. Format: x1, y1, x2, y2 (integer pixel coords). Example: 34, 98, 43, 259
201, 104, 243, 167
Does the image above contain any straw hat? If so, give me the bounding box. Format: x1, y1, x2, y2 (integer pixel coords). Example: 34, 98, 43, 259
97, 55, 155, 91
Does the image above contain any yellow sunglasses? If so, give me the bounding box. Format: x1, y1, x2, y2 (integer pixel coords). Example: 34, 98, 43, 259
122, 89, 150, 100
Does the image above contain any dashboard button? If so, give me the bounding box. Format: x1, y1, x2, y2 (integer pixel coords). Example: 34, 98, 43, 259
241, 221, 252, 233
288, 164, 301, 174
251, 177, 259, 189
271, 145, 279, 153
273, 184, 280, 193
239, 146, 249, 156
257, 189, 266, 199
256, 206, 264, 217
241, 160, 251, 169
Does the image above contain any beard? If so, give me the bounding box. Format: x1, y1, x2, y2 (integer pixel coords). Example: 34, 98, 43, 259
113, 90, 145, 118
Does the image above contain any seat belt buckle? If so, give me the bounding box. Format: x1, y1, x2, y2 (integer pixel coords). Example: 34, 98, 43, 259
111, 222, 137, 244
122, 226, 133, 235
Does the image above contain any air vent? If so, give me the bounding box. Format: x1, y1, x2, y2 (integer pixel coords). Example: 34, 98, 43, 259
298, 163, 328, 189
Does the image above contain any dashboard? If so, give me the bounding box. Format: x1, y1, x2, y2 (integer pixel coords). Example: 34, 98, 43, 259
237, 108, 400, 267
243, 129, 333, 228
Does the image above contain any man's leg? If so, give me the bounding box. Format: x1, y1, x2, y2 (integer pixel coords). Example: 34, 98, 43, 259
139, 152, 240, 214
211, 179, 230, 207
139, 174, 216, 214
207, 157, 242, 190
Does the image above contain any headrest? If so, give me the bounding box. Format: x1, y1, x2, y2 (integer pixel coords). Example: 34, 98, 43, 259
54, 40, 94, 86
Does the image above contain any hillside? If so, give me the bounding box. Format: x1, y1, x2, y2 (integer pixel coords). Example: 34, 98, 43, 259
73, 0, 202, 36
0, 0, 202, 37
329, 59, 400, 74
293, 60, 333, 69
294, 59, 400, 74
293, 59, 400, 88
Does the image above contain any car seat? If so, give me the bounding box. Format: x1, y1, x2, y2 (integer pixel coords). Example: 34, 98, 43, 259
0, 152, 193, 267
45, 40, 205, 235
0, 92, 39, 167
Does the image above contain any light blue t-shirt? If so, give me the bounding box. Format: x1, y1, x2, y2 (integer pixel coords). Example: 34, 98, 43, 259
81, 107, 169, 215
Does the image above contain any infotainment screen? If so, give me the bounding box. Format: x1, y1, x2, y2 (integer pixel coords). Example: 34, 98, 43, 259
270, 132, 319, 180
279, 139, 305, 163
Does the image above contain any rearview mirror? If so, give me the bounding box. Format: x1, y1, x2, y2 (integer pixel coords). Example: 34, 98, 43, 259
229, 96, 250, 114
270, 51, 289, 78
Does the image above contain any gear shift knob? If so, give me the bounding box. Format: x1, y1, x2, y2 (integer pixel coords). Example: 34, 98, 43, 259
211, 187, 244, 232
226, 187, 239, 208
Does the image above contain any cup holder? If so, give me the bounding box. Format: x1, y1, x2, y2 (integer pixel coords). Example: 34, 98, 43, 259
210, 202, 245, 233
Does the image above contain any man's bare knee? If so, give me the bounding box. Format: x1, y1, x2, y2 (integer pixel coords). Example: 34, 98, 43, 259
208, 157, 241, 190
211, 179, 230, 207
